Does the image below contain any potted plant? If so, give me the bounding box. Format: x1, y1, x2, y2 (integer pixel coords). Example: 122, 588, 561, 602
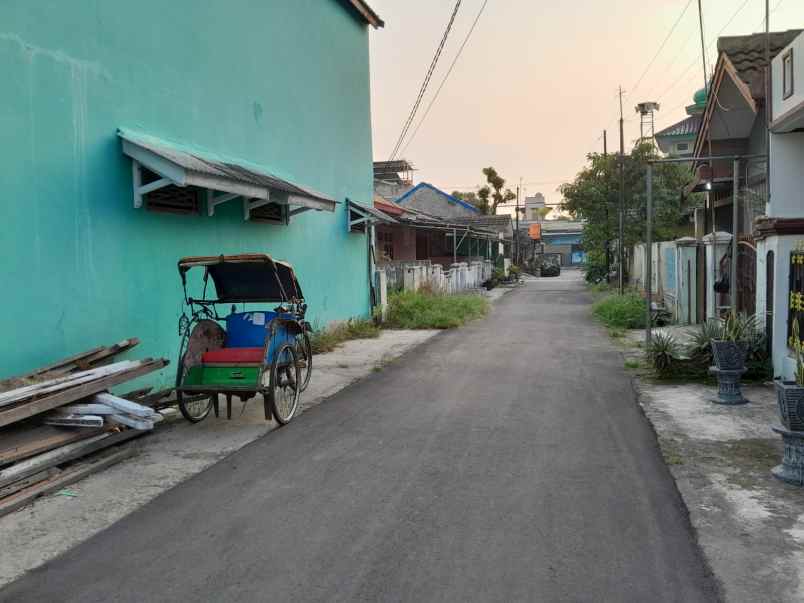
775, 318, 804, 432
708, 313, 750, 405
710, 313, 749, 370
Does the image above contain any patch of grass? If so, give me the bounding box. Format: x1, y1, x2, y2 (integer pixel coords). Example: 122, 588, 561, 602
624, 359, 641, 370
588, 282, 613, 294
309, 318, 380, 354
591, 292, 646, 329
385, 290, 489, 329
658, 437, 685, 466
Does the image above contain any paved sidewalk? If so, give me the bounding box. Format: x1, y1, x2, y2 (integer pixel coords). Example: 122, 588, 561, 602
621, 328, 804, 602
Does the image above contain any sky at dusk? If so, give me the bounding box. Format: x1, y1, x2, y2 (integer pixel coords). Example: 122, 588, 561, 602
368, 0, 804, 207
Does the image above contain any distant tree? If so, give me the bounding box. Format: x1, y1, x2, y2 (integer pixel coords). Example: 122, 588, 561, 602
535, 207, 551, 220
451, 167, 517, 215
559, 142, 698, 280
482, 167, 516, 215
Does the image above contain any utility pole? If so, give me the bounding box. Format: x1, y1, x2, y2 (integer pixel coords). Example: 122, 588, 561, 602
603, 130, 610, 283
515, 182, 520, 265
618, 86, 626, 295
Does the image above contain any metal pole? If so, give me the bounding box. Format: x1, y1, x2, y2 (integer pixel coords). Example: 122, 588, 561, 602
619, 86, 626, 295
697, 0, 708, 89
453, 228, 457, 264
515, 184, 520, 265
731, 158, 739, 315
646, 164, 653, 347
765, 0, 771, 207
604, 130, 611, 282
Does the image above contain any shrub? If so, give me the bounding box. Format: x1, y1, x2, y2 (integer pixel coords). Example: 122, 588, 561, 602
684, 316, 770, 382
385, 290, 489, 329
309, 318, 380, 354
646, 332, 681, 378
591, 293, 646, 329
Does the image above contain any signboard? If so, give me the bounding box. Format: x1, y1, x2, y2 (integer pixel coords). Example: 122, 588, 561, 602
528, 224, 541, 240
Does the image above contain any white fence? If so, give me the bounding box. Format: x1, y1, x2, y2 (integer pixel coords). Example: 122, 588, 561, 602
379, 259, 494, 295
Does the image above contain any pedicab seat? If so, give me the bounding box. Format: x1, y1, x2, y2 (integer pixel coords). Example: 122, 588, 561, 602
202, 347, 264, 364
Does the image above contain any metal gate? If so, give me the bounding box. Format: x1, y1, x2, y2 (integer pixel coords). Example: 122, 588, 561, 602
736, 236, 756, 316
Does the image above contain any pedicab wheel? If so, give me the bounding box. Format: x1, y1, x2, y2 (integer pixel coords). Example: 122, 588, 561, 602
266, 343, 301, 425
175, 353, 213, 423
295, 331, 312, 392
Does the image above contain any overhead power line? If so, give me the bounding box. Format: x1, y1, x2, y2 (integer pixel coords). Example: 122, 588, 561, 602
628, 0, 694, 99
400, 0, 490, 156
388, 0, 463, 161
655, 0, 751, 104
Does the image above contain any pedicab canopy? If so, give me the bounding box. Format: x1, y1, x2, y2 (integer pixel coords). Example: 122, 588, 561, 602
178, 254, 303, 303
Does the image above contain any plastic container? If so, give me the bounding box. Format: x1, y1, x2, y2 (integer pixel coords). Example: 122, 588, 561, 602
225, 311, 275, 348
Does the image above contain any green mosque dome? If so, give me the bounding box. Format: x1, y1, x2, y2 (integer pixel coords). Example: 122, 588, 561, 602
693, 88, 707, 106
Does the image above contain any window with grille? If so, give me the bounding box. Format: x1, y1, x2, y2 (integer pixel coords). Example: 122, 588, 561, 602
140, 167, 201, 214
377, 231, 394, 260
249, 203, 287, 225
788, 250, 804, 346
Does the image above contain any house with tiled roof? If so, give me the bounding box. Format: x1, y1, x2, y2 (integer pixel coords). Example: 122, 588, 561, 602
690, 29, 801, 320
755, 30, 804, 380
372, 190, 507, 265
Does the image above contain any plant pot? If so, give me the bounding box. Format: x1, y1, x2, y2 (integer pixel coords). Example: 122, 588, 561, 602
771, 426, 804, 486
774, 380, 804, 431
708, 366, 748, 405
711, 340, 747, 371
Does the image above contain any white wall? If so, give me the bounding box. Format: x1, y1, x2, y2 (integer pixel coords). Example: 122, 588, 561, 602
772, 32, 804, 121
768, 131, 804, 218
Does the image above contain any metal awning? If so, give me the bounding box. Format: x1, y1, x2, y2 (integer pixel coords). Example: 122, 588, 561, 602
347, 199, 396, 233
118, 128, 337, 219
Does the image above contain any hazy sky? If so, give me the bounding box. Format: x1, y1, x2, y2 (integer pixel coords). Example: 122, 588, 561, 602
368, 0, 804, 206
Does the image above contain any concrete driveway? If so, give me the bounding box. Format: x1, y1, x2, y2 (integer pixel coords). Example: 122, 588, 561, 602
0, 269, 720, 602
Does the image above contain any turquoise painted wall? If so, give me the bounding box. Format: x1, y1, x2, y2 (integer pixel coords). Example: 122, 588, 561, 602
0, 1, 374, 381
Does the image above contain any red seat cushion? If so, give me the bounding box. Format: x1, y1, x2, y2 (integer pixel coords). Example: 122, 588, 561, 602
202, 347, 264, 364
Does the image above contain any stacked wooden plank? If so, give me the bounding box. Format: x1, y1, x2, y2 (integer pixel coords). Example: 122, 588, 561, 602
0, 341, 169, 518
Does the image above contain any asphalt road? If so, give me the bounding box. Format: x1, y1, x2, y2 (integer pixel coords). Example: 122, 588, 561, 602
1, 270, 720, 602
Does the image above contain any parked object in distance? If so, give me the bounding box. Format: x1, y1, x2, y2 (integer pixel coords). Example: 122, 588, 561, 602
174, 254, 312, 426
540, 255, 561, 277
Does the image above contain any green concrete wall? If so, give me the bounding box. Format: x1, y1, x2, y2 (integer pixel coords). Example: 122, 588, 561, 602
0, 1, 374, 381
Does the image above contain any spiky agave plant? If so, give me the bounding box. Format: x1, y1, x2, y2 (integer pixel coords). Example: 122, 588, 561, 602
647, 332, 681, 378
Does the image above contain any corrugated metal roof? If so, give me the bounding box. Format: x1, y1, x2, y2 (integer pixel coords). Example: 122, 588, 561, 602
655, 115, 701, 138
118, 128, 334, 206
449, 215, 513, 228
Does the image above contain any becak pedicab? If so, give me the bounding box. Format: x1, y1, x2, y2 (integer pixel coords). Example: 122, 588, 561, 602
175, 254, 312, 425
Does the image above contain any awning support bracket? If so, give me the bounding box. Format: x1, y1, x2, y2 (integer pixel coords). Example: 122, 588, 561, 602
131, 160, 175, 209
207, 191, 240, 217
243, 196, 271, 221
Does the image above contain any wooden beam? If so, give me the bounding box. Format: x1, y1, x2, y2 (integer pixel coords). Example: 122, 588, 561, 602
137, 177, 173, 196
0, 359, 167, 428
0, 447, 138, 518
132, 160, 143, 208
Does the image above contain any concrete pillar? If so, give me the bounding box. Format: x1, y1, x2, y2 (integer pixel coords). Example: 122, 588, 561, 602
374, 269, 388, 320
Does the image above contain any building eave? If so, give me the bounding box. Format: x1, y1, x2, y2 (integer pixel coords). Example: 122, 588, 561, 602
345, 0, 384, 28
